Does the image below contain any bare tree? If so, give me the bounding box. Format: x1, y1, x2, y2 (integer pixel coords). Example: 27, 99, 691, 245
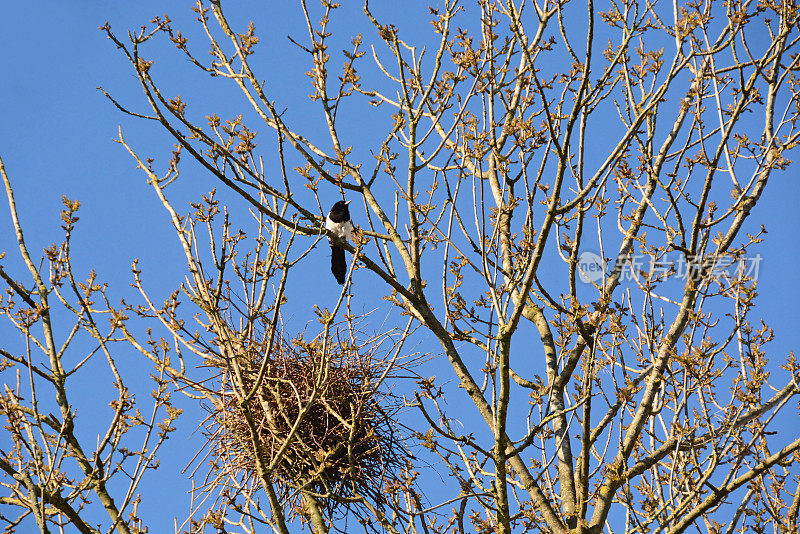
104, 0, 800, 532
3, 0, 800, 533
0, 156, 180, 533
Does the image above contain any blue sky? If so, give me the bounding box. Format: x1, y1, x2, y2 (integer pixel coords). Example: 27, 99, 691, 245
2, 1, 800, 531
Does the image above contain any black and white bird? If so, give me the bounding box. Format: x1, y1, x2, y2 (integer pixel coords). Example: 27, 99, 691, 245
325, 200, 353, 284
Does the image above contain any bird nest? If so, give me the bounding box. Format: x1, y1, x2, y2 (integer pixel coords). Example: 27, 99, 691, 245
208, 333, 408, 511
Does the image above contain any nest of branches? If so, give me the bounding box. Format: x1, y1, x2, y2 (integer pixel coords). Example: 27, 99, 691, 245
209, 334, 408, 510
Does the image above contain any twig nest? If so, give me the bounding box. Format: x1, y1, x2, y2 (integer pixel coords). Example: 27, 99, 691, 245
210, 334, 407, 510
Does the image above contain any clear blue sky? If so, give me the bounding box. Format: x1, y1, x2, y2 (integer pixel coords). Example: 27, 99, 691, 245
2, 1, 800, 531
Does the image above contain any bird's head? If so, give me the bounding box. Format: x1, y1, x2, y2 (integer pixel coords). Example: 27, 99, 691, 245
331, 200, 351, 214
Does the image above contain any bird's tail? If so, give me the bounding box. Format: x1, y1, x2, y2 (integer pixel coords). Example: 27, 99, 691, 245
330, 244, 346, 284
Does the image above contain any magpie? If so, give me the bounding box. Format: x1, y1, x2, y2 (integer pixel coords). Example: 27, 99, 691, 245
325, 200, 353, 284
